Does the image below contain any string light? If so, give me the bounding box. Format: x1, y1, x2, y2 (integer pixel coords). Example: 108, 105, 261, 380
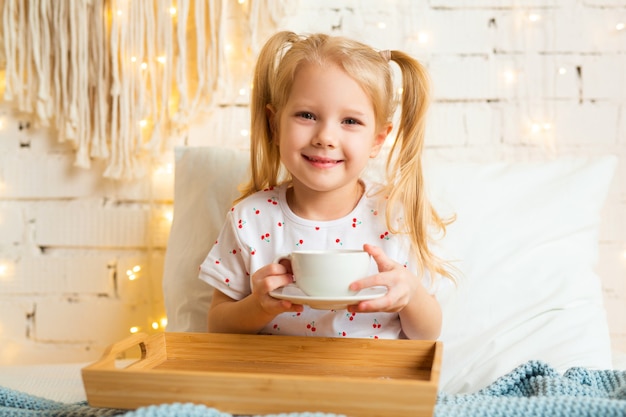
530, 122, 552, 134
417, 32, 430, 44
157, 56, 166, 64
130, 326, 139, 334
503, 70, 517, 84
126, 265, 142, 281
377, 22, 387, 29
528, 13, 541, 23
240, 129, 249, 137
558, 67, 567, 75
616, 22, 625, 31
164, 209, 174, 223
0, 262, 9, 282
169, 7, 176, 16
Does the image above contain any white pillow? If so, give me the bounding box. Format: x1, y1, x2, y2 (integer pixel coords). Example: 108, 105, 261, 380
427, 157, 616, 392
162, 146, 616, 393
163, 147, 249, 333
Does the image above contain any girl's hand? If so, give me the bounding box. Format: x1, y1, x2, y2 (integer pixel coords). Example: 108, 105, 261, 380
347, 243, 420, 313
250, 261, 304, 315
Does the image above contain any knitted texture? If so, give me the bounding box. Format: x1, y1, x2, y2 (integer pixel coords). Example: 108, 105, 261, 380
1, 361, 624, 417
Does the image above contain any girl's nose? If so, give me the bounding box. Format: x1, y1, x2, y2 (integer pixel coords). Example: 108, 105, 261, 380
313, 123, 337, 148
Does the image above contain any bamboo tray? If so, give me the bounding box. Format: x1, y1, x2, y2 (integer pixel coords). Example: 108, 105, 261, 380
82, 332, 441, 417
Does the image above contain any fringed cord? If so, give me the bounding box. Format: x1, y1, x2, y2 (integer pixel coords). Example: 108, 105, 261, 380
0, 0, 286, 180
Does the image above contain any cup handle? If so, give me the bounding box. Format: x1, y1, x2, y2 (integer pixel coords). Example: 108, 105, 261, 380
273, 253, 291, 264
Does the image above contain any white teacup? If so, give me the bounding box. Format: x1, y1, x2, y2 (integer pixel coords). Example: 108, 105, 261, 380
275, 249, 371, 297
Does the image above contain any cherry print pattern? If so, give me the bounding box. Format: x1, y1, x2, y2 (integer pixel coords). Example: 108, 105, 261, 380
200, 183, 405, 339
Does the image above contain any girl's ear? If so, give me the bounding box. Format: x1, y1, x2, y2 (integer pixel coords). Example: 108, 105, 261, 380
370, 123, 392, 157
266, 104, 277, 143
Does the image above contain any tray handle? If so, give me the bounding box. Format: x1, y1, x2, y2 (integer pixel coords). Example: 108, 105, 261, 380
88, 332, 149, 370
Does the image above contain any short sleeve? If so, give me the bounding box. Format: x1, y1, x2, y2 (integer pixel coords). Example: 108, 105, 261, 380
198, 213, 251, 300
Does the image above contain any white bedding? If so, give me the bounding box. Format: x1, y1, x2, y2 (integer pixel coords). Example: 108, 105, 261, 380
164, 147, 619, 393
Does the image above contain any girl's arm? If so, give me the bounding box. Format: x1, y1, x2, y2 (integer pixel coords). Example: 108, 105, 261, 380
347, 243, 442, 340
207, 263, 303, 334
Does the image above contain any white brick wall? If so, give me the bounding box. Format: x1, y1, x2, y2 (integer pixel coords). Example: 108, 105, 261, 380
0, 0, 624, 364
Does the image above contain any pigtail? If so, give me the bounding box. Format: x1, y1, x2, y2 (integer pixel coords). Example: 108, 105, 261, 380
385, 51, 454, 282
237, 31, 299, 202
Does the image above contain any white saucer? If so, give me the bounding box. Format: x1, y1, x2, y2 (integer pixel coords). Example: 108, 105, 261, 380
269, 284, 387, 310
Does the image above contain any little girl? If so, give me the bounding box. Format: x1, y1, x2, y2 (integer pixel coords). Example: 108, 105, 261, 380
199, 31, 453, 340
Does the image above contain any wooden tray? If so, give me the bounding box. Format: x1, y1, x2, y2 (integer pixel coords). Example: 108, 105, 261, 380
82, 332, 441, 417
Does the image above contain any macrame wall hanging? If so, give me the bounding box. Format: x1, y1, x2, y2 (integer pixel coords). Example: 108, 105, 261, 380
0, 0, 286, 180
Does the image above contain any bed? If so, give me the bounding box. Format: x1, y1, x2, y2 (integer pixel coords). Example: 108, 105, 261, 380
1, 146, 625, 416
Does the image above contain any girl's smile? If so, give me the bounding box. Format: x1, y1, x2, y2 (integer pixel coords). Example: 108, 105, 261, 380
302, 153, 343, 168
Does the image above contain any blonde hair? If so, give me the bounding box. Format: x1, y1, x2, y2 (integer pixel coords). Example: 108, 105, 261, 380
239, 31, 454, 282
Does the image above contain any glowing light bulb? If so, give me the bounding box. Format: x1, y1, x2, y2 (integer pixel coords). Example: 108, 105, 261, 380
140, 62, 148, 70
558, 67, 567, 75
238, 88, 247, 96
164, 210, 174, 223
131, 56, 137, 63
130, 326, 139, 334
139, 119, 148, 128
126, 265, 141, 281
616, 22, 625, 31
169, 7, 176, 15
157, 56, 166, 64
503, 70, 517, 84
160, 318, 168, 328
528, 13, 541, 22
240, 129, 249, 137
417, 32, 430, 44
531, 123, 542, 134
377, 22, 387, 29
152, 322, 159, 330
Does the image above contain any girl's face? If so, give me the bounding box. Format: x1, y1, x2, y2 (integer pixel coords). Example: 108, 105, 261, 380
272, 62, 390, 199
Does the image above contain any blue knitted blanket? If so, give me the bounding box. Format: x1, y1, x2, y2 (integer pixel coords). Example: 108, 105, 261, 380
1, 361, 625, 417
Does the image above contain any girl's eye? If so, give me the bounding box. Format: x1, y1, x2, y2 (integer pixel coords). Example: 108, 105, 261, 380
297, 112, 315, 120
343, 118, 361, 125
